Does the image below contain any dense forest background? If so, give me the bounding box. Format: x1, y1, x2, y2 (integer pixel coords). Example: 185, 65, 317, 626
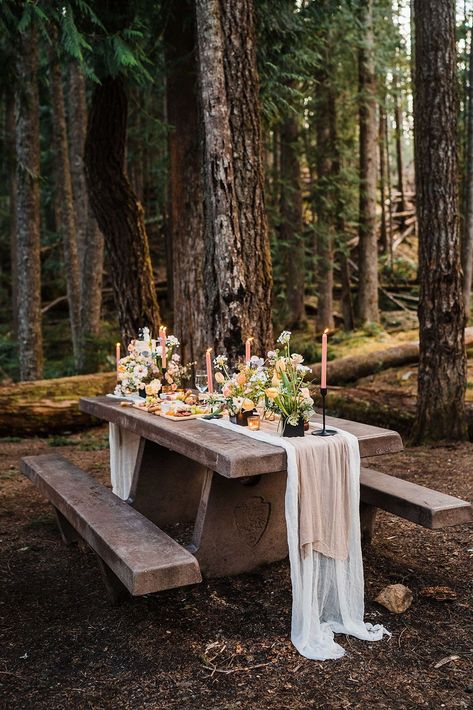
0, 0, 472, 441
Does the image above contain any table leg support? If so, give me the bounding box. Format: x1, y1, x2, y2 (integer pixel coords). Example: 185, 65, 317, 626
96, 556, 130, 605
190, 470, 288, 577
53, 506, 80, 545
128, 439, 206, 526
360, 502, 378, 545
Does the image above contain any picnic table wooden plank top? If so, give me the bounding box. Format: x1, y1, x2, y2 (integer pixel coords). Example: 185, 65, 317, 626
80, 396, 403, 479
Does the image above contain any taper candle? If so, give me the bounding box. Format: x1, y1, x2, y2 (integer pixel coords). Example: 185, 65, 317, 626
321, 329, 328, 389
245, 337, 253, 363
206, 348, 214, 393
116, 342, 121, 379
160, 327, 167, 369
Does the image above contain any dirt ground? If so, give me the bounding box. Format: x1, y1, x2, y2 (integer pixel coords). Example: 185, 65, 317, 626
1, 425, 472, 710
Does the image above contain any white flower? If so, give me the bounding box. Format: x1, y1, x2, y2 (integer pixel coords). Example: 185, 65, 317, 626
250, 370, 267, 384
250, 355, 264, 368
172, 353, 180, 362
297, 364, 311, 373
133, 364, 148, 380
277, 330, 291, 345
166, 335, 180, 347
291, 353, 304, 365
156, 345, 163, 357
214, 354, 228, 368
233, 396, 244, 411
146, 379, 162, 395
267, 350, 277, 362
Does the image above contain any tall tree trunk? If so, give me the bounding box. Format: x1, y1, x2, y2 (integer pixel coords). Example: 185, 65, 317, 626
84, 76, 160, 345
67, 61, 88, 268
357, 0, 379, 324
413, 0, 467, 441
379, 103, 387, 253
128, 86, 145, 204
339, 252, 354, 331
49, 45, 81, 367
15, 25, 43, 380
392, 71, 406, 216
280, 111, 305, 329
67, 61, 104, 372
314, 71, 335, 333
5, 87, 18, 338
195, 0, 273, 361
219, 0, 273, 351
462, 21, 473, 320
384, 108, 394, 266
165, 0, 206, 364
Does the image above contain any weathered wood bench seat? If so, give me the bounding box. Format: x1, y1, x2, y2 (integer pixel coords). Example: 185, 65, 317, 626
359, 466, 473, 542
21, 454, 202, 601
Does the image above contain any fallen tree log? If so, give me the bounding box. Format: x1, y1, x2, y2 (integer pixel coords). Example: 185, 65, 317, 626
0, 372, 116, 437
309, 327, 473, 386
323, 386, 473, 441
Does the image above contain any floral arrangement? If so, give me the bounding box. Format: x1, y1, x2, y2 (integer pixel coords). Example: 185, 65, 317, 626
115, 346, 160, 396
115, 328, 194, 397
213, 354, 269, 415
263, 331, 315, 428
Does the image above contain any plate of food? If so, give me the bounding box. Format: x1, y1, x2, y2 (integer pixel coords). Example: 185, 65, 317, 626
160, 402, 210, 420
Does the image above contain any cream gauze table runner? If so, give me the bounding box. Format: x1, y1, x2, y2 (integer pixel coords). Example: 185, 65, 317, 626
205, 417, 389, 661
108, 423, 140, 500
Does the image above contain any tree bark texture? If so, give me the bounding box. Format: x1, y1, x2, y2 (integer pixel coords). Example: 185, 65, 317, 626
280, 110, 305, 329
314, 70, 335, 333
15, 25, 43, 380
49, 46, 81, 366
413, 0, 467, 441
357, 0, 379, 324
219, 0, 273, 348
392, 71, 406, 215
67, 61, 88, 268
67, 61, 104, 372
6, 87, 18, 337
165, 0, 207, 364
379, 103, 387, 253
462, 21, 473, 319
84, 76, 160, 345
195, 0, 273, 362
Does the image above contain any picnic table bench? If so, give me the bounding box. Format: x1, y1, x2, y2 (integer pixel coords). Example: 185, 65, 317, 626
20, 396, 472, 603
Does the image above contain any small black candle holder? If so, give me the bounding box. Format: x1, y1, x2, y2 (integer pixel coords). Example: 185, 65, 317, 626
312, 387, 337, 437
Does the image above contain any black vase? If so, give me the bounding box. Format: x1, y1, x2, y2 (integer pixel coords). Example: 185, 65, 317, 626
139, 388, 147, 398
229, 410, 255, 426
281, 417, 305, 437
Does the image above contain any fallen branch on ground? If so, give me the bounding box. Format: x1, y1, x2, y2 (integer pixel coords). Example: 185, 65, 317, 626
309, 327, 473, 386
0, 372, 116, 436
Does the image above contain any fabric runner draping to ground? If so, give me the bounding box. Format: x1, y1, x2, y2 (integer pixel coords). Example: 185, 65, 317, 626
108, 422, 140, 500
204, 417, 390, 660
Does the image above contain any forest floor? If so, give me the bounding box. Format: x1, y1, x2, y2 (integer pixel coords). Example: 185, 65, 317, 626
1, 426, 472, 710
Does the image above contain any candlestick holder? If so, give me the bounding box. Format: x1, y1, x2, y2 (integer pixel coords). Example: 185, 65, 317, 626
312, 387, 337, 437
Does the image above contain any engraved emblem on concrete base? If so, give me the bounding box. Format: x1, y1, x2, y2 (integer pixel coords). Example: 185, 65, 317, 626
233, 496, 270, 547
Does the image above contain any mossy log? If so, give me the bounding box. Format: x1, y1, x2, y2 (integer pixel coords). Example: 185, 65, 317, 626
325, 386, 473, 440
0, 372, 116, 436
309, 326, 473, 386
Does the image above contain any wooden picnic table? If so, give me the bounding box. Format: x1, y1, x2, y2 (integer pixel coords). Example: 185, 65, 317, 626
80, 396, 403, 579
